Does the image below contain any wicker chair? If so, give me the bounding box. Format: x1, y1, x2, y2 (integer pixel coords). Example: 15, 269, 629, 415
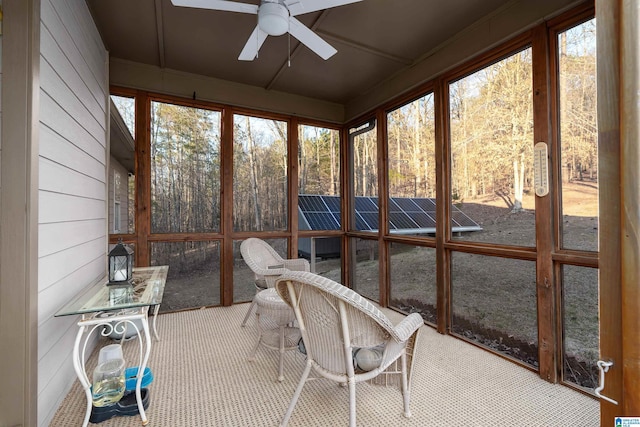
275, 271, 423, 427
239, 238, 310, 381
239, 237, 310, 326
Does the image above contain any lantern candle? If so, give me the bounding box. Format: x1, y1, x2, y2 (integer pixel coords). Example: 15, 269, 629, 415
113, 269, 127, 281
108, 241, 134, 285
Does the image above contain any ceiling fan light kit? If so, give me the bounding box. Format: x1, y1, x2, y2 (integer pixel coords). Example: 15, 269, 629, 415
171, 0, 362, 61
258, 2, 289, 36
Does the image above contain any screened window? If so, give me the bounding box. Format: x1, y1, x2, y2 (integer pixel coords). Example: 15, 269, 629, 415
351, 237, 379, 303
150, 101, 221, 233
298, 125, 340, 201
350, 121, 378, 232
562, 265, 599, 389
451, 252, 538, 368
449, 48, 535, 246
233, 115, 288, 232
151, 241, 220, 311
387, 94, 437, 238
389, 243, 437, 326
296, 125, 342, 280
558, 19, 598, 252
297, 125, 341, 264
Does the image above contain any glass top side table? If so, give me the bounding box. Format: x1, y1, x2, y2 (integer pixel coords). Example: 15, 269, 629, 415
57, 265, 168, 314
55, 265, 168, 427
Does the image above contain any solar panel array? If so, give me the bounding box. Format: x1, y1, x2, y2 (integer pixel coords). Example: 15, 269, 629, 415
298, 195, 481, 233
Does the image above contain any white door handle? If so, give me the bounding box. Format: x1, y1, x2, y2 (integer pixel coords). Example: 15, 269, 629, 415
594, 360, 618, 405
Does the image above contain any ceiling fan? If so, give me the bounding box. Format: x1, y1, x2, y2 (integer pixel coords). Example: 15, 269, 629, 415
170, 0, 362, 61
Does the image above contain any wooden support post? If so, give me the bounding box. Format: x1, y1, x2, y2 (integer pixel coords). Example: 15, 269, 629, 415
135, 91, 151, 266
596, 0, 624, 421
377, 109, 389, 306
221, 107, 235, 306
595, 0, 640, 419
532, 25, 556, 383
619, 0, 640, 416
289, 117, 299, 258
435, 77, 450, 334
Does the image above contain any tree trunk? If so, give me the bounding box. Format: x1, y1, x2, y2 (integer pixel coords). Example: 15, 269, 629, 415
299, 132, 307, 193
512, 152, 525, 212
246, 117, 262, 230
329, 131, 336, 195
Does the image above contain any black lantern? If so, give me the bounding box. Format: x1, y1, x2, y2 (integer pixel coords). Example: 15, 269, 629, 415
108, 241, 134, 285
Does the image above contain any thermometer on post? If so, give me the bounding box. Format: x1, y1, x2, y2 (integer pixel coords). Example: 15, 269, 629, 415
533, 142, 549, 197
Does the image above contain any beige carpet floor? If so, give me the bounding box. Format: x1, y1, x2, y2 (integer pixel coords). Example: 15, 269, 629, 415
50, 303, 599, 426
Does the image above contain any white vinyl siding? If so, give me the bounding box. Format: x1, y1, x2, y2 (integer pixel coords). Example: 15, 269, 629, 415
38, 0, 108, 425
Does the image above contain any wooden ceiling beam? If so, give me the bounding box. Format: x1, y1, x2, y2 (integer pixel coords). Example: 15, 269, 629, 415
316, 30, 413, 65
154, 0, 166, 68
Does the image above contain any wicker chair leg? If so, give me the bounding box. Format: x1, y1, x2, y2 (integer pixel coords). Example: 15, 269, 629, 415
347, 377, 357, 427
401, 352, 411, 418
280, 359, 313, 427
278, 325, 285, 381
241, 299, 257, 327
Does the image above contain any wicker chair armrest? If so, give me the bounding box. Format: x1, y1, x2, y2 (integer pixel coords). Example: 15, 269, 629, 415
282, 258, 310, 272
391, 313, 423, 343
253, 266, 288, 276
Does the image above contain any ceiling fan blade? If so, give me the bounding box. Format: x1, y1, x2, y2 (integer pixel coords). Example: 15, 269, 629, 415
170, 0, 258, 14
288, 17, 337, 60
287, 0, 362, 16
238, 26, 269, 61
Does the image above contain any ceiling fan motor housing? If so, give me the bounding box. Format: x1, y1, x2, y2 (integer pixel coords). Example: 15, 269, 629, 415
258, 1, 289, 36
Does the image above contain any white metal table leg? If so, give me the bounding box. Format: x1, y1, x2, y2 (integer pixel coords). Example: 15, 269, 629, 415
151, 304, 161, 341
137, 316, 152, 425
72, 324, 92, 427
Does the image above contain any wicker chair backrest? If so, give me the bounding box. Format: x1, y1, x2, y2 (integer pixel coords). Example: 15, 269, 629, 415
240, 238, 285, 282
276, 271, 395, 376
